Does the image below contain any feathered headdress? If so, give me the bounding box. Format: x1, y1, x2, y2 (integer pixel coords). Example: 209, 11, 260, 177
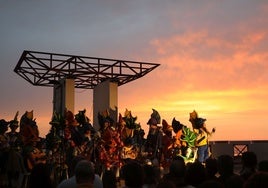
9, 111, 19, 128
147, 108, 161, 125
172, 118, 184, 133
75, 109, 90, 125
162, 119, 173, 133
122, 109, 138, 129
65, 110, 79, 126
98, 109, 114, 130
0, 119, 9, 128
189, 110, 206, 129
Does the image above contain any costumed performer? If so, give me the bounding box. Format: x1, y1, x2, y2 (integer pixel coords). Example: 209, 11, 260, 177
189, 110, 215, 164
19, 111, 46, 171
98, 109, 122, 170
145, 109, 163, 164
161, 119, 173, 169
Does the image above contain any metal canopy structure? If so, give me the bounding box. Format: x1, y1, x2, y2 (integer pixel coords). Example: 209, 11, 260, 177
14, 51, 160, 89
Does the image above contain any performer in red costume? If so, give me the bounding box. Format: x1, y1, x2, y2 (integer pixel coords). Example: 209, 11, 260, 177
161, 119, 173, 169
98, 109, 123, 169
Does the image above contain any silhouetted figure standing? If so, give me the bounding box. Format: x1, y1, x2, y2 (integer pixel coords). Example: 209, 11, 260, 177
75, 160, 95, 188
184, 161, 208, 187
239, 151, 257, 181
145, 109, 163, 163
217, 154, 244, 188
161, 156, 187, 187
205, 157, 218, 180
57, 156, 103, 188
121, 160, 145, 188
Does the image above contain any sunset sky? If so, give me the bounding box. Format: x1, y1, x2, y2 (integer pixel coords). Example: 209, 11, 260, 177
1, 0, 268, 141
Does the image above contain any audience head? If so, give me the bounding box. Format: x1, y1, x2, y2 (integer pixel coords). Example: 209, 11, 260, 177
205, 157, 218, 178
217, 154, 234, 176
75, 160, 95, 187
241, 151, 257, 168
240, 151, 258, 180
184, 161, 207, 187
169, 157, 186, 177
121, 160, 144, 188
70, 155, 86, 176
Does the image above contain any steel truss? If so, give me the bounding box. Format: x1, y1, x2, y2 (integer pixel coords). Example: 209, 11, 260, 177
14, 50, 160, 89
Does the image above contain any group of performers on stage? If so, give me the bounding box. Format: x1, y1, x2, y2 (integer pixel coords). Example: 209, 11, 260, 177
0, 108, 215, 187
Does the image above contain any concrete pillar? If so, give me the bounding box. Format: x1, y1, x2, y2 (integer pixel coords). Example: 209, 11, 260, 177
53, 78, 75, 115
93, 80, 118, 130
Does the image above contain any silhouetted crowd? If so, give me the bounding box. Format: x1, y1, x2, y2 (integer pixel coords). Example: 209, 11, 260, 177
1, 109, 268, 188
27, 151, 268, 188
